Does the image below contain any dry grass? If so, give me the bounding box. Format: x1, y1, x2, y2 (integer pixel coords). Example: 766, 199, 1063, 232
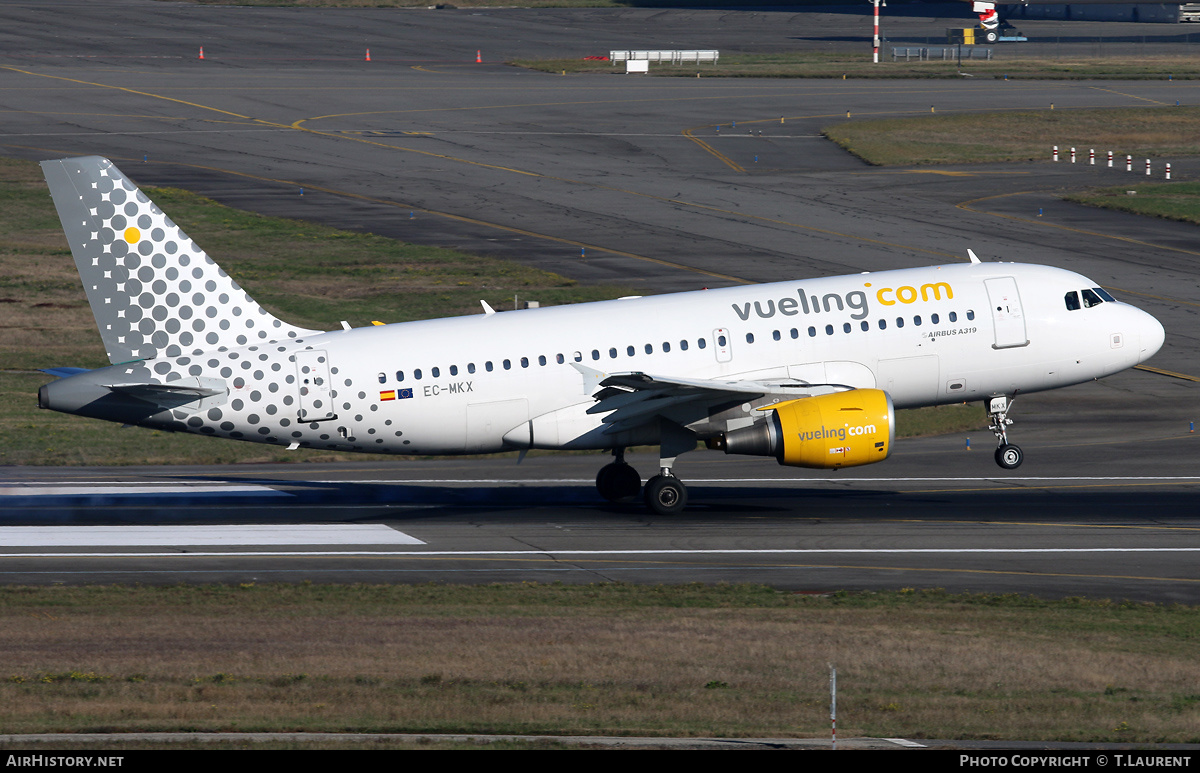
0, 585, 1197, 741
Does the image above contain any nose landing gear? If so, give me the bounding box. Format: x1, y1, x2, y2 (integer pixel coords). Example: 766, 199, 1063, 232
988, 395, 1023, 470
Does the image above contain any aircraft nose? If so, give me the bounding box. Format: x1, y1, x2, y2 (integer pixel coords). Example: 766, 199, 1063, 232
1137, 309, 1165, 364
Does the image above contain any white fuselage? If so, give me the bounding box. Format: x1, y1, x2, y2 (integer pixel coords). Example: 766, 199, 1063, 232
84, 261, 1159, 457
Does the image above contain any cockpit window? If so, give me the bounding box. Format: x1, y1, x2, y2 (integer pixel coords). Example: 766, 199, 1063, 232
1081, 288, 1104, 308
1065, 291, 1080, 311
1094, 287, 1116, 303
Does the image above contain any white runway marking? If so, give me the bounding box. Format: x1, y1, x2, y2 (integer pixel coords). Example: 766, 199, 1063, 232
0, 525, 423, 547
1, 547, 1196, 558
304, 476, 1200, 484
0, 484, 290, 498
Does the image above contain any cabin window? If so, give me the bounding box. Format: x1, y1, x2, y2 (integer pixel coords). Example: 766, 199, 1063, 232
697, 338, 707, 349
431, 366, 440, 378
538, 355, 547, 366
745, 333, 754, 344
717, 334, 727, 346
627, 345, 635, 357
609, 348, 618, 359
663, 342, 672, 352
449, 365, 458, 376
895, 317, 904, 328
861, 321, 869, 331
772, 330, 781, 341
556, 353, 564, 364
966, 310, 975, 320
573, 351, 582, 362
414, 369, 423, 380
378, 372, 387, 384
503, 359, 512, 370
790, 328, 799, 339
520, 357, 529, 368
396, 371, 405, 382
468, 363, 476, 374
949, 311, 958, 323
913, 316, 922, 326
825, 325, 834, 336
485, 361, 494, 372
808, 326, 817, 337
680, 339, 689, 351
843, 323, 851, 334
645, 343, 653, 354
878, 319, 887, 330
591, 350, 600, 360
931, 313, 940, 324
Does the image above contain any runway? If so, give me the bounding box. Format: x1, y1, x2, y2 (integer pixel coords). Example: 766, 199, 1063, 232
1, 1, 1198, 598
4, 380, 1200, 601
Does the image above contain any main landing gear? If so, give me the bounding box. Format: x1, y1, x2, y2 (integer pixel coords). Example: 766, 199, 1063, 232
595, 448, 690, 515
988, 395, 1023, 470
597, 422, 696, 515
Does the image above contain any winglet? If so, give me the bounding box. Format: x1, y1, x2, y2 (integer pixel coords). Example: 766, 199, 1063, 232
967, 249, 982, 264
480, 300, 496, 316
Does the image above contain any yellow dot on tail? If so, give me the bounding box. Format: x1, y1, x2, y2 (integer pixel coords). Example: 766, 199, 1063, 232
123, 227, 140, 244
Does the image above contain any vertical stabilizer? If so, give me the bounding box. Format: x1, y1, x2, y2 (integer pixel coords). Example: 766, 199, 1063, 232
40, 156, 320, 364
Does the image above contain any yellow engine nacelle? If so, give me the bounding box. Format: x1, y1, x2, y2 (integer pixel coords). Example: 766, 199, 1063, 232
711, 389, 895, 469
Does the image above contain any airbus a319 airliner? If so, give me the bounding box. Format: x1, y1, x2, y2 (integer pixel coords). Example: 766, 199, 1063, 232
37, 157, 1165, 514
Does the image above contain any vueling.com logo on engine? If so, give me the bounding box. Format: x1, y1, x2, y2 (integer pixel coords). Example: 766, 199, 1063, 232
797, 423, 878, 443
731, 281, 954, 322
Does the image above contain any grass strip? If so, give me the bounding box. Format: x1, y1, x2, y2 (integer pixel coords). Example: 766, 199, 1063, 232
514, 53, 1200, 79
1066, 181, 1200, 225
0, 583, 1196, 742
823, 105, 1200, 166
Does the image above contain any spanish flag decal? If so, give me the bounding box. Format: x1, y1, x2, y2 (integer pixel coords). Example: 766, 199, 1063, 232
380, 390, 396, 401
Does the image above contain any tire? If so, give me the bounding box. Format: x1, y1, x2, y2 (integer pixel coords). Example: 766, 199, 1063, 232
985, 30, 999, 43
596, 462, 641, 502
643, 474, 688, 515
995, 444, 1023, 470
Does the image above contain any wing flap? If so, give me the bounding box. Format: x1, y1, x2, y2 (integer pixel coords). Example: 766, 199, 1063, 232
571, 363, 834, 435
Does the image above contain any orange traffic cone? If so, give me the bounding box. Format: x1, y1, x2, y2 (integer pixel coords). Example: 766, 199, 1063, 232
476, 50, 482, 63
198, 46, 205, 60
365, 49, 371, 62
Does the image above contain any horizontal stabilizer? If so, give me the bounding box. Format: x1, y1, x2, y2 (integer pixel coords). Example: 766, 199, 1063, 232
40, 367, 92, 378
103, 381, 226, 400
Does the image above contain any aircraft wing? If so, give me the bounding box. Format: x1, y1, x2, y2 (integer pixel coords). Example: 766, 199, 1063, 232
571, 364, 837, 435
